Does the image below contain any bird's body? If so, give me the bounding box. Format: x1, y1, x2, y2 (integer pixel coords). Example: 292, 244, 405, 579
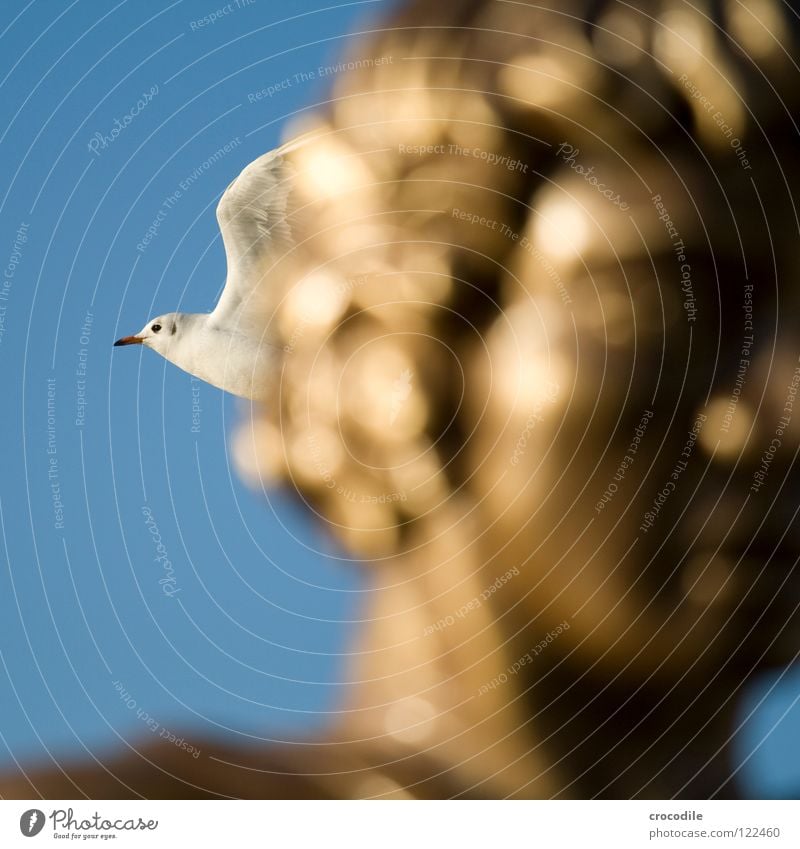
127, 312, 279, 400
114, 134, 307, 400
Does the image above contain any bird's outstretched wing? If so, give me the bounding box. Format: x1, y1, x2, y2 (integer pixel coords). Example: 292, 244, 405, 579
210, 134, 312, 332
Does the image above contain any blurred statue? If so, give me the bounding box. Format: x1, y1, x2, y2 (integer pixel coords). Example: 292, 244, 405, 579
5, 0, 800, 798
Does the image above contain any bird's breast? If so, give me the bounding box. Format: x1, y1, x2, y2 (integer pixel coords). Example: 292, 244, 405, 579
168, 328, 278, 401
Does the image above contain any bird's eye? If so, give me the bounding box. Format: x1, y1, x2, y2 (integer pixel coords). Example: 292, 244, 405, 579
151, 323, 162, 333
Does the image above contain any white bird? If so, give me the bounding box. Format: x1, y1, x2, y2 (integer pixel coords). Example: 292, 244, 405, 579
114, 135, 309, 400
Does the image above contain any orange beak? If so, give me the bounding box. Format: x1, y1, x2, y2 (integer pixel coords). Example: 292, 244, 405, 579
113, 335, 144, 347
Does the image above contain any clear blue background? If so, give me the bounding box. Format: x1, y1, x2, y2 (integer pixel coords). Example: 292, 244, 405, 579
0, 0, 797, 797
0, 0, 383, 770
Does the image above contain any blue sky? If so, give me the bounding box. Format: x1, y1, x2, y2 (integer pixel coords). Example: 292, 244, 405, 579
0, 0, 384, 768
0, 0, 797, 797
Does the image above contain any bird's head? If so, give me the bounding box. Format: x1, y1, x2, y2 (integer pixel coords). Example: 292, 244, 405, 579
114, 313, 182, 355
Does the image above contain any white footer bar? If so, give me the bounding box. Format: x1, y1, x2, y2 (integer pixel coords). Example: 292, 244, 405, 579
1, 800, 797, 847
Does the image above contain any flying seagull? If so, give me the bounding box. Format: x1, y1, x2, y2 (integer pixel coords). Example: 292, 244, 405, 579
114, 135, 309, 400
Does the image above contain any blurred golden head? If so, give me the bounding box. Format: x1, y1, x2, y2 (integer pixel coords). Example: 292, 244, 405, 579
224, 0, 800, 796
